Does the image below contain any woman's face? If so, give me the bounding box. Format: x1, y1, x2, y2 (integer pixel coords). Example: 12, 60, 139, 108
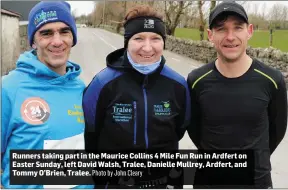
127, 32, 164, 65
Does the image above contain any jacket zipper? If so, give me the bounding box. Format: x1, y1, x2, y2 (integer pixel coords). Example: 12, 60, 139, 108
142, 77, 148, 149
133, 101, 137, 145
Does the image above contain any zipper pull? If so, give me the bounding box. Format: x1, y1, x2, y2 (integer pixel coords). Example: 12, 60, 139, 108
143, 76, 148, 88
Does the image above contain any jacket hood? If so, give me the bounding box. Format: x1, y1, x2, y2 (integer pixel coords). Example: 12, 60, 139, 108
106, 48, 132, 70
15, 50, 81, 84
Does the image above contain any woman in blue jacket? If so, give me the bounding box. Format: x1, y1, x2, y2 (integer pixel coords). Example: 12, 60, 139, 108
83, 5, 190, 188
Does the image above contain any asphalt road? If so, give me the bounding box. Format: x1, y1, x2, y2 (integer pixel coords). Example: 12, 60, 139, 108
70, 28, 288, 188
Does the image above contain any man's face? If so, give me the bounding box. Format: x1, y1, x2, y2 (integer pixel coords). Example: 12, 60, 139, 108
207, 15, 253, 63
127, 32, 164, 65
33, 22, 73, 74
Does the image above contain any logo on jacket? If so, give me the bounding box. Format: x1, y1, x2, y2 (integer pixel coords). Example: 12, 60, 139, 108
67, 104, 84, 123
21, 97, 50, 125
154, 101, 171, 116
112, 103, 133, 123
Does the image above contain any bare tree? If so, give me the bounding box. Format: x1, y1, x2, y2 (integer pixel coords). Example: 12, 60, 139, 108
248, 13, 269, 30
239, 1, 250, 14
147, 1, 155, 7
210, 1, 216, 14
198, 1, 206, 41
71, 8, 78, 20
91, 2, 105, 26
281, 6, 288, 23
180, 3, 198, 28
253, 3, 259, 17
261, 3, 266, 19
269, 3, 284, 29
283, 6, 288, 28
164, 1, 193, 36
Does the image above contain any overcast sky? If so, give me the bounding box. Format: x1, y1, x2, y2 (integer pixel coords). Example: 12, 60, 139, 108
67, 1, 94, 16
67, 1, 288, 17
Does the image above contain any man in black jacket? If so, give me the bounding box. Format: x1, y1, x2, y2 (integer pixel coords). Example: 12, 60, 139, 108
187, 2, 287, 189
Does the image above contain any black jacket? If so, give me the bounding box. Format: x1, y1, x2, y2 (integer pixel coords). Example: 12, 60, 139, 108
83, 48, 191, 151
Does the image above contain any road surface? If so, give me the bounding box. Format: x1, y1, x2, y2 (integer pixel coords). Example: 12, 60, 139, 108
70, 28, 288, 188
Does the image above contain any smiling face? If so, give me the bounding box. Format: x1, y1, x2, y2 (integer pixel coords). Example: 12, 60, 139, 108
127, 32, 164, 65
207, 15, 253, 63
33, 22, 73, 75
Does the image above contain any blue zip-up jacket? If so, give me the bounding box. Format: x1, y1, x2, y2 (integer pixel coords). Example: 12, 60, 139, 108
83, 48, 191, 152
1, 50, 94, 189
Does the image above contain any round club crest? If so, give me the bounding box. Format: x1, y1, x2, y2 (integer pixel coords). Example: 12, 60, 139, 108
21, 97, 50, 125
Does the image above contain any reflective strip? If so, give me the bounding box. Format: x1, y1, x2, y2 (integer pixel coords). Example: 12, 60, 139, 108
192, 70, 213, 89
254, 69, 278, 89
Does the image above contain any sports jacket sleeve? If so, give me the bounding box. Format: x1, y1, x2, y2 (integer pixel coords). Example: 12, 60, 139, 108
176, 82, 191, 140
82, 75, 106, 153
186, 73, 202, 149
1, 87, 13, 155
268, 74, 287, 154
